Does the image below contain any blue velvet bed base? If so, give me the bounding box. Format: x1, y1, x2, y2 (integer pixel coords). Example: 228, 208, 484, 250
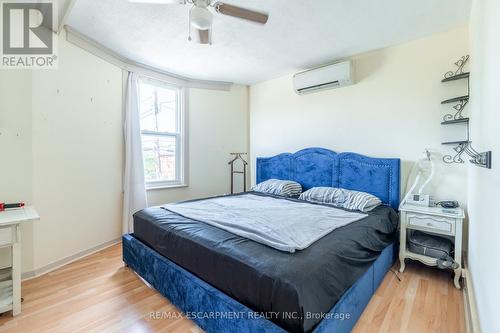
123, 234, 396, 333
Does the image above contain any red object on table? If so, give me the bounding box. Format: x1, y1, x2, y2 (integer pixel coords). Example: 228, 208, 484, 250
0, 202, 25, 211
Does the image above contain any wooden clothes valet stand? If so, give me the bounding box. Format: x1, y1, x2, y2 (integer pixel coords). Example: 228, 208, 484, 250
228, 153, 248, 194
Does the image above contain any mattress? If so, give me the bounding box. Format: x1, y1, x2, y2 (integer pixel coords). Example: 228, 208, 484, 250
133, 193, 398, 333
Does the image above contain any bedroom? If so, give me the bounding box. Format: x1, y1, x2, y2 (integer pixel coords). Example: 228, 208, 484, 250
0, 0, 498, 332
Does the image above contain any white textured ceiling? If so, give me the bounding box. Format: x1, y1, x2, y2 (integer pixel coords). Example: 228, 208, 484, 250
67, 0, 470, 85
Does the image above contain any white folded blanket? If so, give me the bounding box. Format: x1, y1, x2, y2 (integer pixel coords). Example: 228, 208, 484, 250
162, 194, 367, 253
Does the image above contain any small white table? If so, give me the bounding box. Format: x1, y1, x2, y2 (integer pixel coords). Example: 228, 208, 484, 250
0, 206, 39, 315
399, 203, 464, 289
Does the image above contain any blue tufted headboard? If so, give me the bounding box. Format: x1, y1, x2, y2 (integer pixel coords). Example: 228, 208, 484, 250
256, 147, 401, 210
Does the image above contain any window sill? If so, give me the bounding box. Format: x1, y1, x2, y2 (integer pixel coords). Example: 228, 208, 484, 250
146, 184, 188, 191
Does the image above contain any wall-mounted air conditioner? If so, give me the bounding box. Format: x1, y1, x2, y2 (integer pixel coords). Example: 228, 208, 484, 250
293, 60, 354, 95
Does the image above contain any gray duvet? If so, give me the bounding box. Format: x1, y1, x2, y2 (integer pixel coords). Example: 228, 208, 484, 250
162, 193, 367, 253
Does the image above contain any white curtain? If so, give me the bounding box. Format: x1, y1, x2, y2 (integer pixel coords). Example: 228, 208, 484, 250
122, 72, 148, 234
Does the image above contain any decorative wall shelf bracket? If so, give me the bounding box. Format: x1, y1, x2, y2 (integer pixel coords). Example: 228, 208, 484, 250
443, 142, 492, 168
443, 98, 469, 122
443, 142, 468, 164
441, 72, 470, 82
440, 55, 492, 169
443, 55, 469, 79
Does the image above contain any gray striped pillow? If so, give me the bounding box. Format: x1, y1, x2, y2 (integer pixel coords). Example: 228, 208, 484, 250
252, 179, 302, 197
299, 187, 382, 212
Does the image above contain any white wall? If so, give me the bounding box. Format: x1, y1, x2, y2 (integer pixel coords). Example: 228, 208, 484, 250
31, 31, 124, 270
1, 31, 249, 275
250, 26, 469, 205
0, 71, 32, 203
0, 70, 35, 272
468, 1, 500, 332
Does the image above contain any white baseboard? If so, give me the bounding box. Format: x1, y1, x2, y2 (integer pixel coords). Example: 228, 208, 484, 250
463, 261, 481, 333
21, 238, 121, 280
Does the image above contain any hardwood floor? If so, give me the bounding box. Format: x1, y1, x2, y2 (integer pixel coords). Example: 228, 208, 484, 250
0, 244, 464, 333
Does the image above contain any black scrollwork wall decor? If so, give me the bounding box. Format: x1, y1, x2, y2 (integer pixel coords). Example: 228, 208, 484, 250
466, 144, 492, 168
443, 143, 468, 164
443, 98, 469, 122
441, 55, 492, 168
443, 142, 492, 169
444, 55, 470, 79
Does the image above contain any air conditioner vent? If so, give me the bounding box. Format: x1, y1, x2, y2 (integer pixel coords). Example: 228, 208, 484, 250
293, 61, 354, 95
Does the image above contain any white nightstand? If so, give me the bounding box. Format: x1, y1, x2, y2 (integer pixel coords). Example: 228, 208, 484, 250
399, 203, 465, 289
0, 206, 39, 315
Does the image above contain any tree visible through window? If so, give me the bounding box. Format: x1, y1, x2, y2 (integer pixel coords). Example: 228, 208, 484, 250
139, 78, 184, 187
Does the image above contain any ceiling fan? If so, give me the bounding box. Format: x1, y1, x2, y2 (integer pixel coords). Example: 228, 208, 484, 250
129, 0, 269, 45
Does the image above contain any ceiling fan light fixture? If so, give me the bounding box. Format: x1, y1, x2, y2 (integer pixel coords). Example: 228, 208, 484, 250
132, 0, 268, 46
190, 6, 213, 30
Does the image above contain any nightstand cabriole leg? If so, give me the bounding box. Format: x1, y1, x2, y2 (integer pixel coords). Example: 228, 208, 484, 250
399, 211, 407, 273
454, 267, 462, 289
12, 225, 21, 316
453, 216, 463, 289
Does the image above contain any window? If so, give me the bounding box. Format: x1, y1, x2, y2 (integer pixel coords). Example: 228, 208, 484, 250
139, 78, 185, 189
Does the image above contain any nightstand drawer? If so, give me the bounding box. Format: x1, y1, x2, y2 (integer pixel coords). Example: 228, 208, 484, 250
407, 213, 454, 234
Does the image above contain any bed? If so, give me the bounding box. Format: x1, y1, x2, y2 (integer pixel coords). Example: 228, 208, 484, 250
123, 147, 400, 333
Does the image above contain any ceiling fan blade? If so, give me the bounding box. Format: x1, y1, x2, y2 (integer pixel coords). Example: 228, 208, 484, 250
128, 0, 186, 4
214, 2, 268, 24
189, 28, 211, 44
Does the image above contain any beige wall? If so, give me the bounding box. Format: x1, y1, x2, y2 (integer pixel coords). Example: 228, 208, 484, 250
468, 1, 500, 332
31, 31, 124, 270
0, 31, 249, 276
249, 26, 469, 205
0, 71, 33, 203
0, 70, 35, 272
